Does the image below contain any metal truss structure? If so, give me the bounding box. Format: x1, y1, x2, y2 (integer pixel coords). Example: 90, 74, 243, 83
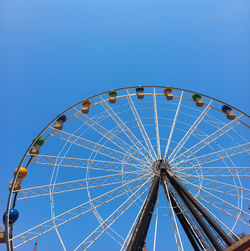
4, 86, 249, 250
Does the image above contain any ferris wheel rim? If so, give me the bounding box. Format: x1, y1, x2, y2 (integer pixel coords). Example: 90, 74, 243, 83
5, 85, 250, 251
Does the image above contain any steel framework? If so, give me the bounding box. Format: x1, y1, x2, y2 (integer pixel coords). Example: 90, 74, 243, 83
4, 86, 249, 250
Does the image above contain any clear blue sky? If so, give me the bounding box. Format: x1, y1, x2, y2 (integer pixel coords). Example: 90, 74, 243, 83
1, 0, 249, 250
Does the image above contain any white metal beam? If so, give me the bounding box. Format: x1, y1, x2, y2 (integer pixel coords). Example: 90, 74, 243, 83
126, 90, 157, 160
74, 177, 151, 250
12, 174, 152, 248
154, 88, 161, 159
16, 171, 147, 200
100, 96, 153, 163
163, 91, 183, 160
170, 115, 243, 165
74, 110, 149, 163
169, 100, 213, 161
51, 129, 150, 165
173, 143, 250, 171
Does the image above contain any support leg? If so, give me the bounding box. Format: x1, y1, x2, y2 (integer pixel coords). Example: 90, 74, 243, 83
127, 175, 160, 251
162, 180, 204, 251
164, 170, 224, 251
165, 169, 233, 246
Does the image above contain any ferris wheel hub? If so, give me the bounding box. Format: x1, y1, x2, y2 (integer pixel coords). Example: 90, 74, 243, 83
152, 159, 171, 175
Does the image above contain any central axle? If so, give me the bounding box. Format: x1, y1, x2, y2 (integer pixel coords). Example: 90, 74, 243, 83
152, 159, 170, 175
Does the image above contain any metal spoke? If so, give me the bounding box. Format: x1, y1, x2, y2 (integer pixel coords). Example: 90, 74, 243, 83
177, 167, 250, 177
73, 109, 149, 163
163, 91, 183, 160
176, 166, 249, 171
191, 174, 249, 177
170, 114, 243, 164
169, 100, 213, 161
173, 143, 250, 170
12, 174, 152, 248
74, 177, 152, 250
153, 186, 160, 251
177, 177, 250, 217
178, 175, 249, 201
173, 170, 250, 192
16, 171, 146, 200
50, 129, 150, 165
126, 90, 157, 160
153, 88, 161, 159
31, 155, 148, 172
194, 194, 249, 227
100, 96, 153, 162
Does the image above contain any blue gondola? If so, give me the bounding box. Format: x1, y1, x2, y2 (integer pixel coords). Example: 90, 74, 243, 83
3, 209, 19, 225
221, 105, 235, 120
222, 105, 231, 114
56, 115, 67, 123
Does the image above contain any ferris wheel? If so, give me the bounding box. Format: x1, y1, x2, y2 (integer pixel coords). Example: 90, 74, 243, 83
2, 86, 250, 251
